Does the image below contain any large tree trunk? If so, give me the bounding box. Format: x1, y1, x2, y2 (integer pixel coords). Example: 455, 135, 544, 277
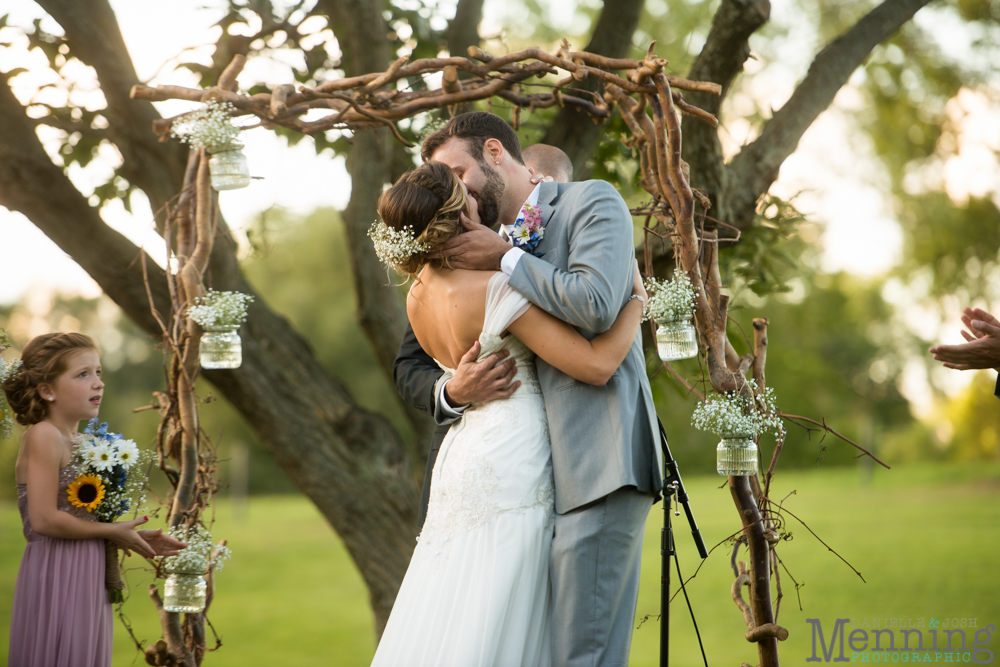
682, 0, 770, 228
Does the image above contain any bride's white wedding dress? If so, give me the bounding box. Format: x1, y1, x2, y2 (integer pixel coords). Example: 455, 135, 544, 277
372, 273, 555, 667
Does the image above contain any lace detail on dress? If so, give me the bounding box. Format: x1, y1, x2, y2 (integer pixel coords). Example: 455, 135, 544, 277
419, 396, 554, 552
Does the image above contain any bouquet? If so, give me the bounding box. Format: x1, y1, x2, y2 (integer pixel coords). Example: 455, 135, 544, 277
691, 379, 785, 440
162, 526, 231, 575
170, 99, 242, 150
0, 330, 20, 439
186, 290, 254, 329
69, 419, 153, 602
643, 271, 697, 324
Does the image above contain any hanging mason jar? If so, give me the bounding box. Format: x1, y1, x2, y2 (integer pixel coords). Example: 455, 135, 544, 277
200, 326, 242, 370
655, 318, 698, 361
716, 434, 758, 477
208, 143, 251, 191
163, 572, 207, 613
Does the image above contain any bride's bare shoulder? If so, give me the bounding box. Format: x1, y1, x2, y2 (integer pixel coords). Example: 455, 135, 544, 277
408, 269, 497, 303
407, 269, 499, 364
453, 269, 500, 290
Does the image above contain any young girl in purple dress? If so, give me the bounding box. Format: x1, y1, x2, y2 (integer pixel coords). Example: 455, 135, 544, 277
2, 333, 185, 667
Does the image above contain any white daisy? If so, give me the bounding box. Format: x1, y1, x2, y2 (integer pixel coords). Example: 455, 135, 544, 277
89, 442, 118, 472
114, 439, 140, 470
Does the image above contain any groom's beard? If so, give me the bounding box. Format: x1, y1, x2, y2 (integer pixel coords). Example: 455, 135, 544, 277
475, 161, 506, 228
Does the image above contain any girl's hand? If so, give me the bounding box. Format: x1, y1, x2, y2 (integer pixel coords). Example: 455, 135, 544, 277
137, 528, 188, 557
632, 261, 647, 302
108, 516, 156, 559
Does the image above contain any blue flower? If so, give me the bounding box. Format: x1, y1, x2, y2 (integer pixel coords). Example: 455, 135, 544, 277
510, 224, 545, 257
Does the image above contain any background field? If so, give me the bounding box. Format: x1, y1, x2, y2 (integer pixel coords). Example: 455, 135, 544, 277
2, 460, 998, 666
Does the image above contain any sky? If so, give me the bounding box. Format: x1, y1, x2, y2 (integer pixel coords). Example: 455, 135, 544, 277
0, 0, 998, 402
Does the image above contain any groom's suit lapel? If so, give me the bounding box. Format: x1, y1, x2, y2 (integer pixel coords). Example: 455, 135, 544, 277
535, 182, 561, 255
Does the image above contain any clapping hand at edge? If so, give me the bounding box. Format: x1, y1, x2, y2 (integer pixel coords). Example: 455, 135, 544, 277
929, 307, 1000, 372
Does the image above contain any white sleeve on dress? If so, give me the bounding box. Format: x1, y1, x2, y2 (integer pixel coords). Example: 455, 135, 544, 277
482, 272, 531, 337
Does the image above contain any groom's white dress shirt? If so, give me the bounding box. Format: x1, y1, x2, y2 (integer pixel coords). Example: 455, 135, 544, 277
437, 183, 542, 419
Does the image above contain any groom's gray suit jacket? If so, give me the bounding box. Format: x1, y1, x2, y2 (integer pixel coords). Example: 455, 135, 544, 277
393, 180, 663, 520
509, 180, 663, 512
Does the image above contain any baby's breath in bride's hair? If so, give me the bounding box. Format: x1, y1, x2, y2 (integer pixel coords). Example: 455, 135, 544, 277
368, 220, 431, 269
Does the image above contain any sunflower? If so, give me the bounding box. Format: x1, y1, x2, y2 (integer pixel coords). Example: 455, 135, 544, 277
67, 473, 105, 512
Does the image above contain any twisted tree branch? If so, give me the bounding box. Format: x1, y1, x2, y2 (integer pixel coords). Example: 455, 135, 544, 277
725, 0, 933, 230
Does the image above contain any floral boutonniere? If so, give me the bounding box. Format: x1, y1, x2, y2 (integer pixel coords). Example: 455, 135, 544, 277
511, 204, 545, 256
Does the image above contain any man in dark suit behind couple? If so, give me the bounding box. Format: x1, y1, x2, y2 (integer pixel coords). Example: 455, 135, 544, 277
393, 112, 663, 666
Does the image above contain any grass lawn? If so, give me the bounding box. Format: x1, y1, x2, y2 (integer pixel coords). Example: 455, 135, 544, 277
1, 460, 998, 666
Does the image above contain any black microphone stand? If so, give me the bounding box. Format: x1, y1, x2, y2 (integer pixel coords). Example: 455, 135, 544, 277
659, 421, 709, 667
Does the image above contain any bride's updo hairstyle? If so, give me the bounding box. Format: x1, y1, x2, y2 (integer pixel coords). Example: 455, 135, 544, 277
376, 161, 470, 278
1, 333, 98, 426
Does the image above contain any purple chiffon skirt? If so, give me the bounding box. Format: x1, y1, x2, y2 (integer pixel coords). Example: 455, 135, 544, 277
9, 471, 113, 667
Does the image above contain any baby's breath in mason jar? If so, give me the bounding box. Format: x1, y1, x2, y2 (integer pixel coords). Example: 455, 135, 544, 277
163, 572, 208, 613
655, 318, 698, 361
161, 526, 231, 613
170, 100, 251, 191
200, 326, 242, 369
716, 434, 758, 476
691, 380, 785, 477
644, 272, 699, 361
187, 290, 254, 370
208, 143, 251, 191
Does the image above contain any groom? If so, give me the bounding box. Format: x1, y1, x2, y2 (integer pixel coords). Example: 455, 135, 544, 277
393, 112, 663, 666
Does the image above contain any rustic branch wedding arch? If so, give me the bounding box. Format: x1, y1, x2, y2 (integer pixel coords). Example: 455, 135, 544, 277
131, 43, 886, 667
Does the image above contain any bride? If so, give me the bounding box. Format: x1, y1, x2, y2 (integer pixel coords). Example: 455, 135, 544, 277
369, 161, 646, 667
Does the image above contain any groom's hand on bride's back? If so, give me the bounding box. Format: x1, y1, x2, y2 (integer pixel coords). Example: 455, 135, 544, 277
427, 213, 510, 271
444, 341, 520, 407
